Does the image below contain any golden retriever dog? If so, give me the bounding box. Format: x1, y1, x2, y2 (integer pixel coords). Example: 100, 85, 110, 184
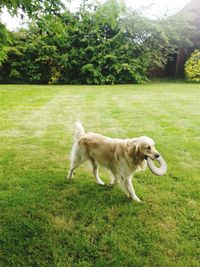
67, 122, 160, 202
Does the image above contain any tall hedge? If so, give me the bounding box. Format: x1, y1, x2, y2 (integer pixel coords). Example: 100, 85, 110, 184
0, 0, 174, 84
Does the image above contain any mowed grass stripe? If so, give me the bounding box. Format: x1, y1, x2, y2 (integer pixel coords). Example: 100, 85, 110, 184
0, 83, 200, 267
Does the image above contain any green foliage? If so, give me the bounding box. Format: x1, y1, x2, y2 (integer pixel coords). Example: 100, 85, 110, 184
0, 22, 11, 67
185, 49, 200, 82
0, 23, 67, 84
170, 0, 200, 47
0, 0, 66, 74
0, 48, 8, 67
95, 0, 126, 29
0, 0, 184, 84
1, 0, 199, 84
0, 0, 65, 17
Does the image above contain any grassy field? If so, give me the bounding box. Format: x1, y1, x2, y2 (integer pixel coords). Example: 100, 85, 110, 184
0, 82, 200, 267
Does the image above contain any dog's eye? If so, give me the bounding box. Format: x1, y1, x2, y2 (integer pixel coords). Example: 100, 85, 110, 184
147, 146, 151, 150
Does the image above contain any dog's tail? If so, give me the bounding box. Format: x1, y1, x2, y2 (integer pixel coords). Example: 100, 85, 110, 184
74, 122, 85, 141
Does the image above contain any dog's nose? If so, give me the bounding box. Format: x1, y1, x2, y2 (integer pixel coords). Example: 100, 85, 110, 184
155, 154, 160, 159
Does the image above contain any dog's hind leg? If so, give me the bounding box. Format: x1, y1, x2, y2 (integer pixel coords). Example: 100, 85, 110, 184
90, 158, 104, 185
67, 144, 86, 180
67, 161, 83, 180
108, 173, 120, 187
124, 177, 141, 202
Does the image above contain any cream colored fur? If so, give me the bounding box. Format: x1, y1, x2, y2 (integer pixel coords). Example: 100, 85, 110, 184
67, 122, 160, 202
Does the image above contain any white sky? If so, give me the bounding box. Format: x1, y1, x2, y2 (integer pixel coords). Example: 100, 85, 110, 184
1, 0, 191, 31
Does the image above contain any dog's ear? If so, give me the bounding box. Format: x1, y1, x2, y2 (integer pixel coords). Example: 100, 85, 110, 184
134, 142, 140, 154
128, 141, 140, 157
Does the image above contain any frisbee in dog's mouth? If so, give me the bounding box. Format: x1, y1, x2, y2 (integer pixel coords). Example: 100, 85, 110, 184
147, 156, 167, 176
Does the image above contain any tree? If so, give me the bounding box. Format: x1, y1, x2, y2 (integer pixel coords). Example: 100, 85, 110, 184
0, 0, 65, 17
162, 0, 200, 49
0, 0, 191, 84
0, 22, 11, 67
0, 0, 68, 74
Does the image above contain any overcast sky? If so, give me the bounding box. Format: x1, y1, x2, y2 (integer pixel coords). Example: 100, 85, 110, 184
1, 0, 191, 31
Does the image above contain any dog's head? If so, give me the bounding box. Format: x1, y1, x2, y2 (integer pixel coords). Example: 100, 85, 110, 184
128, 136, 160, 162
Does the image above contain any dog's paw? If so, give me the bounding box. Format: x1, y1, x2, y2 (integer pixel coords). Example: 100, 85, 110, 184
107, 182, 115, 188
133, 197, 142, 203
65, 178, 73, 184
66, 176, 73, 181
97, 180, 105, 186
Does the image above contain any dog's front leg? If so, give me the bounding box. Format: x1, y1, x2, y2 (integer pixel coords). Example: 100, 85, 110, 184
124, 176, 141, 202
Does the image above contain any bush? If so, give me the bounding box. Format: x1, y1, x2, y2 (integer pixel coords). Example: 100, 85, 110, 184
185, 49, 200, 82
0, 1, 176, 85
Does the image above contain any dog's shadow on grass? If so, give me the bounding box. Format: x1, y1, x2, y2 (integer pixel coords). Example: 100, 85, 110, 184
47, 173, 143, 228
62, 177, 135, 208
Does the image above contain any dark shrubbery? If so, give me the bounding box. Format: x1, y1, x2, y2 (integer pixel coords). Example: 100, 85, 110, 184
0, 1, 178, 84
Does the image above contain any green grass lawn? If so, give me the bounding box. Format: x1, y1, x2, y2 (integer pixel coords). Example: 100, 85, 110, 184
0, 83, 200, 267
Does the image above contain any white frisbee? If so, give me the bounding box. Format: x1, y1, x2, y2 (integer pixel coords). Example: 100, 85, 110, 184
147, 156, 167, 176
